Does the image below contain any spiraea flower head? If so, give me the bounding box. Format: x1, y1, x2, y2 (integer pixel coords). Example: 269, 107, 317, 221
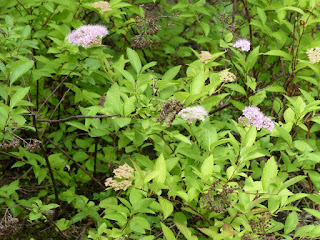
105, 178, 132, 191
219, 71, 236, 82
178, 105, 208, 123
233, 39, 251, 52
199, 51, 212, 63
306, 47, 320, 64
113, 163, 134, 179
92, 1, 112, 14
238, 106, 275, 131
66, 24, 108, 47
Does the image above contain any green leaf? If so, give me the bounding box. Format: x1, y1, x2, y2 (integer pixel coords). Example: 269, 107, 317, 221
261, 157, 278, 192
155, 154, 166, 184
284, 211, 298, 234
124, 96, 136, 116
174, 221, 198, 240
10, 60, 34, 84
257, 7, 267, 25
264, 50, 292, 61
190, 71, 207, 95
127, 48, 141, 74
159, 197, 173, 220
10, 87, 30, 109
243, 127, 257, 148
246, 46, 260, 71
106, 83, 123, 115
0, 60, 7, 75
130, 216, 151, 234
200, 155, 214, 181
304, 208, 320, 220
225, 83, 246, 95
173, 133, 191, 145
162, 66, 181, 81
160, 222, 176, 239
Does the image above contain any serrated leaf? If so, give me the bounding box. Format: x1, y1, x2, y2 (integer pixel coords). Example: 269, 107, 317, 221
127, 48, 141, 73
261, 157, 278, 192
162, 66, 181, 81
155, 154, 166, 184
160, 223, 176, 239
200, 155, 214, 181
284, 211, 298, 234
159, 197, 173, 219
10, 60, 34, 84
10, 87, 30, 109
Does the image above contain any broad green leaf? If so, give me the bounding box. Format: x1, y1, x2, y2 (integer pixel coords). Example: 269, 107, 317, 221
225, 83, 246, 95
10, 60, 34, 84
243, 127, 257, 148
200, 155, 214, 181
261, 157, 278, 192
190, 71, 207, 95
257, 7, 267, 24
160, 223, 176, 239
0, 60, 7, 75
127, 48, 141, 73
162, 66, 181, 81
284, 212, 298, 234
246, 46, 260, 71
175, 221, 198, 240
304, 208, 320, 220
155, 154, 166, 184
264, 50, 292, 61
10, 87, 30, 109
159, 197, 173, 220
106, 83, 123, 115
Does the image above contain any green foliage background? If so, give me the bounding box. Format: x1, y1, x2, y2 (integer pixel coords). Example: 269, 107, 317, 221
1, 0, 320, 239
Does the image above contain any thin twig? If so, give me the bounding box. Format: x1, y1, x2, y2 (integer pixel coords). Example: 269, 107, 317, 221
36, 66, 78, 115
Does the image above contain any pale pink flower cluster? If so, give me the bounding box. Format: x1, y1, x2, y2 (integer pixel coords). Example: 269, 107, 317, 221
92, 1, 112, 14
199, 51, 212, 63
238, 106, 275, 131
105, 164, 134, 191
178, 105, 208, 123
66, 25, 108, 47
233, 39, 251, 52
306, 47, 320, 64
219, 71, 236, 82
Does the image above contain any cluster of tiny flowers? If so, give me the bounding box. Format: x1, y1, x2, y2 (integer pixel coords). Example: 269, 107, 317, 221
113, 163, 134, 179
219, 71, 236, 82
238, 106, 275, 131
92, 1, 112, 14
178, 105, 208, 123
104, 178, 132, 191
66, 25, 108, 47
306, 47, 320, 64
199, 51, 212, 63
233, 39, 251, 51
105, 164, 134, 191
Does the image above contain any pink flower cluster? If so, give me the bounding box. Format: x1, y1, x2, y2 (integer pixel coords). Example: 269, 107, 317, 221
233, 39, 251, 52
238, 106, 275, 131
66, 24, 108, 47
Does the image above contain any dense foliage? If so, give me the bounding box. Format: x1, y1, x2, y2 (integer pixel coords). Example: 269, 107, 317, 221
1, 0, 320, 239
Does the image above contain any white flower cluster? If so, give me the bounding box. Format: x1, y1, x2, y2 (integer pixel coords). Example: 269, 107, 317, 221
199, 51, 212, 63
306, 47, 320, 64
219, 71, 236, 82
92, 1, 112, 14
105, 163, 134, 191
178, 105, 208, 123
